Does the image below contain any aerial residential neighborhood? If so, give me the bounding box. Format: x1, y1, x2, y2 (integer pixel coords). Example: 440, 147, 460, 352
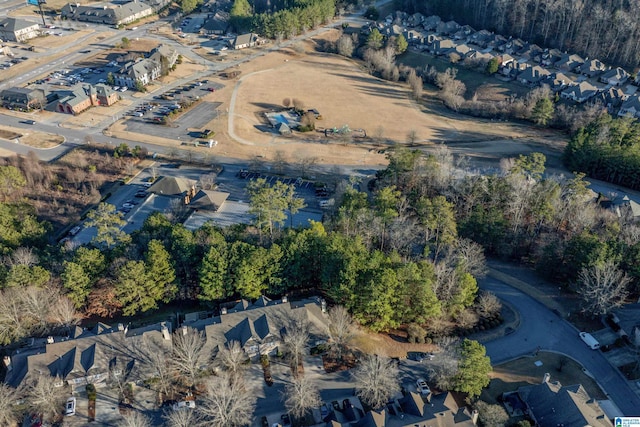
1, 0, 640, 425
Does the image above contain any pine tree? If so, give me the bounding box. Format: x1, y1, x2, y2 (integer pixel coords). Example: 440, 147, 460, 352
199, 244, 229, 302
145, 240, 177, 303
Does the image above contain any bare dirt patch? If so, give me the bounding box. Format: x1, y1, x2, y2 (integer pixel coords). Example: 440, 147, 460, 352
481, 352, 606, 404
0, 129, 21, 140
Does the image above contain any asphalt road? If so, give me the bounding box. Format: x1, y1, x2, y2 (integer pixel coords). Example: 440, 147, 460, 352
480, 277, 640, 416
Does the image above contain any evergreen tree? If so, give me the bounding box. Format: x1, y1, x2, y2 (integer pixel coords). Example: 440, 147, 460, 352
367, 28, 384, 49
199, 244, 229, 302
531, 98, 554, 126
453, 339, 492, 398
395, 34, 408, 54
145, 239, 177, 303
61, 261, 92, 308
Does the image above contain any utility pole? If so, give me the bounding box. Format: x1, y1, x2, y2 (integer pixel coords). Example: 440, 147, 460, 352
28, 0, 47, 27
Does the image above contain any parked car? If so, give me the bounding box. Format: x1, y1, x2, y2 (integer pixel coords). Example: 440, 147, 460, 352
416, 379, 430, 396
172, 401, 196, 410
281, 414, 292, 426
64, 397, 76, 416
69, 226, 81, 236
122, 203, 135, 209
261, 416, 269, 427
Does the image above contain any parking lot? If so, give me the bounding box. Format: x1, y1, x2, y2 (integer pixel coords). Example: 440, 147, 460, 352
123, 99, 223, 141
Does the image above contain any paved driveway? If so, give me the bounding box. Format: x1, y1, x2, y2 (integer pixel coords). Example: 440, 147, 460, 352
480, 277, 640, 416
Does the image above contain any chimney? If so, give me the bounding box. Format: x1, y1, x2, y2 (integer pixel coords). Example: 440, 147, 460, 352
161, 322, 171, 340
117, 323, 124, 331
124, 324, 129, 335
47, 336, 54, 344
3, 356, 11, 371
542, 373, 551, 383
282, 295, 288, 303
221, 307, 227, 315
471, 409, 479, 425
181, 325, 188, 335
321, 299, 327, 313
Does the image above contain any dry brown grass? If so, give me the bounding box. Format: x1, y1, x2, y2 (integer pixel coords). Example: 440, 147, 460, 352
0, 125, 62, 148
481, 352, 606, 404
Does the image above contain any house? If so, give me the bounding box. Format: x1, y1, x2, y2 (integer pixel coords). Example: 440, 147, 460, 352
406, 13, 424, 28
436, 20, 460, 35
115, 59, 159, 89
545, 72, 573, 91
148, 43, 178, 70
600, 67, 629, 86
328, 392, 478, 427
578, 59, 607, 77
188, 189, 229, 211
187, 296, 328, 358
507, 375, 612, 427
231, 33, 259, 49
56, 86, 96, 115
148, 176, 197, 197
618, 94, 640, 118
95, 83, 119, 106
60, 1, 154, 26
0, 87, 46, 110
560, 81, 598, 103
613, 303, 640, 345
0, 17, 40, 42
202, 11, 229, 35
541, 48, 562, 66
433, 38, 456, 55
518, 65, 550, 86
596, 87, 627, 111
3, 322, 172, 390
422, 15, 441, 31
555, 53, 584, 72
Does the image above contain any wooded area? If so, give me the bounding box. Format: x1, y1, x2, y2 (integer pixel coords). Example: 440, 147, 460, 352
420, 0, 640, 68
565, 114, 640, 190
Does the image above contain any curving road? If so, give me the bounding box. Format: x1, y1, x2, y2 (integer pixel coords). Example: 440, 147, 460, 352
480, 276, 640, 416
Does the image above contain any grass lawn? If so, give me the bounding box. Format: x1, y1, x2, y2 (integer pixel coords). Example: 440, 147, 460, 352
481, 351, 606, 404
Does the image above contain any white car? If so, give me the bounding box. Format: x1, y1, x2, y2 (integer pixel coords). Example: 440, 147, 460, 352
416, 379, 430, 396
65, 397, 76, 415
69, 226, 81, 236
122, 203, 135, 209
120, 87, 128, 92
172, 401, 196, 410
113, 86, 120, 91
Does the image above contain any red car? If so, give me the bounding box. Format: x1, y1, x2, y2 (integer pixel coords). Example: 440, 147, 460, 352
207, 87, 215, 92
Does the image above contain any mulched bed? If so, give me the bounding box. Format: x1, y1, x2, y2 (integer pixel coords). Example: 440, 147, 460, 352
322, 353, 358, 373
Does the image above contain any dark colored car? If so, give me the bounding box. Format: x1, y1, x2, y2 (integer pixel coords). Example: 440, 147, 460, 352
281, 414, 291, 426
260, 416, 269, 427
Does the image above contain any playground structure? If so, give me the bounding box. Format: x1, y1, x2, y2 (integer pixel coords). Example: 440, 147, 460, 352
324, 125, 366, 138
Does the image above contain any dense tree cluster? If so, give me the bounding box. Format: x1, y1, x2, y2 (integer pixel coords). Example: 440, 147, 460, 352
565, 114, 640, 191
251, 0, 335, 39
422, 0, 640, 68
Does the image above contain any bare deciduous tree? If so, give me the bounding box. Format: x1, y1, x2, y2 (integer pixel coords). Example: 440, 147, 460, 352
215, 340, 248, 377
283, 375, 321, 420
453, 238, 487, 278
171, 327, 212, 387
116, 411, 152, 427
337, 34, 355, 57
327, 306, 354, 360
352, 354, 399, 410
49, 295, 80, 328
429, 337, 460, 391
476, 291, 502, 318
0, 383, 18, 427
283, 312, 310, 376
21, 374, 66, 423
3, 247, 38, 267
163, 407, 203, 427
456, 308, 479, 329
197, 372, 256, 427
578, 260, 631, 315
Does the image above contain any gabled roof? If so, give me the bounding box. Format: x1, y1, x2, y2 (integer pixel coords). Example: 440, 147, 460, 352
189, 190, 229, 211
148, 176, 196, 196
518, 381, 612, 427
0, 17, 39, 32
